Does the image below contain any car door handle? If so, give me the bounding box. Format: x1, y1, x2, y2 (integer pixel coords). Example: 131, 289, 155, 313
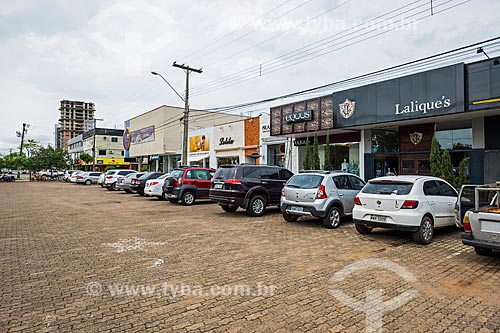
430, 201, 435, 205
261, 181, 268, 185
339, 194, 344, 197
447, 202, 453, 205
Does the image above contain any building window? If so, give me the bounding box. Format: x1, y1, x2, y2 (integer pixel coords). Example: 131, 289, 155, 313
111, 137, 118, 142
98, 150, 106, 156
435, 128, 472, 150
267, 144, 286, 167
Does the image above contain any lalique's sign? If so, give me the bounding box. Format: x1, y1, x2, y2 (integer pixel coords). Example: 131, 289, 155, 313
395, 96, 452, 115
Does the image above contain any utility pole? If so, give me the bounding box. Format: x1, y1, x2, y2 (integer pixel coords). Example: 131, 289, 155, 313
172, 62, 202, 166
92, 118, 104, 171
17, 123, 29, 179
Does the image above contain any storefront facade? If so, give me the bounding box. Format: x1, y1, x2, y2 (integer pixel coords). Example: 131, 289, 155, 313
260, 114, 289, 168
270, 57, 500, 183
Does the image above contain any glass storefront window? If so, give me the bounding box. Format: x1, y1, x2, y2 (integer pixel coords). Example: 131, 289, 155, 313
435, 128, 472, 150
217, 156, 239, 167
298, 143, 360, 175
372, 129, 399, 153
267, 144, 285, 167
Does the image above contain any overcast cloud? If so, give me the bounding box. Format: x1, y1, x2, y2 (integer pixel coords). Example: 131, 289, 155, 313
1, 0, 499, 153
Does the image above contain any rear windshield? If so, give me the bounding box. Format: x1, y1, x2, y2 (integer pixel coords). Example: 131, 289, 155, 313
106, 170, 116, 175
213, 167, 236, 180
157, 173, 169, 180
170, 170, 184, 178
362, 182, 413, 195
286, 175, 323, 189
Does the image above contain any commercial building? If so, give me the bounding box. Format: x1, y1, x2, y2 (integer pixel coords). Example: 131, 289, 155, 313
68, 134, 83, 165
58, 100, 95, 151
270, 57, 500, 184
82, 128, 128, 171
124, 105, 245, 172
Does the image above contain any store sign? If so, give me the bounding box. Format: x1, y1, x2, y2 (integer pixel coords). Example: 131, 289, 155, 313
283, 110, 313, 124
189, 134, 210, 153
409, 132, 423, 145
262, 124, 270, 133
395, 96, 452, 115
123, 128, 131, 150
339, 99, 356, 119
293, 138, 310, 146
219, 137, 234, 145
149, 155, 160, 161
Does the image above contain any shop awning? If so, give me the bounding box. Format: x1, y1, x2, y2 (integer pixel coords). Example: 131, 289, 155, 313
188, 155, 209, 162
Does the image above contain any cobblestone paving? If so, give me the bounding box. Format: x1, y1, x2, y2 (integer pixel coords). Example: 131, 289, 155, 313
0, 181, 499, 332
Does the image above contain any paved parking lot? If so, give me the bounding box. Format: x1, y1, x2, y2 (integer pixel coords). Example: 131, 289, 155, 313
1, 181, 499, 332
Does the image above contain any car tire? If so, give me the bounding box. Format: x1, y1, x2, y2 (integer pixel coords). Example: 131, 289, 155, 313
85, 180, 91, 185
124, 189, 132, 193
282, 212, 298, 222
100, 184, 105, 188
159, 191, 167, 200
221, 205, 238, 213
110, 182, 117, 191
246, 195, 266, 217
474, 246, 493, 256
181, 191, 196, 206
138, 191, 145, 196
167, 198, 179, 204
412, 216, 434, 245
355, 223, 373, 234
323, 206, 342, 229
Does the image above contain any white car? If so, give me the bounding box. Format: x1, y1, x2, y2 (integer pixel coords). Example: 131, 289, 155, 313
69, 171, 84, 183
144, 173, 170, 199
104, 169, 137, 190
353, 176, 458, 245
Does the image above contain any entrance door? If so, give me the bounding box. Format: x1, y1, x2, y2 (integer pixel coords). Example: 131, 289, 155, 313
400, 154, 431, 175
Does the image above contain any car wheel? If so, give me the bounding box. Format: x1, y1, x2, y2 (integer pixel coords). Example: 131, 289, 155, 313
138, 190, 145, 196
167, 198, 179, 204
474, 246, 493, 256
110, 182, 117, 191
246, 195, 266, 217
85, 180, 91, 185
159, 191, 166, 200
124, 189, 132, 193
282, 212, 298, 222
100, 183, 105, 188
181, 191, 196, 206
355, 223, 373, 234
323, 206, 342, 229
221, 205, 238, 213
412, 216, 434, 245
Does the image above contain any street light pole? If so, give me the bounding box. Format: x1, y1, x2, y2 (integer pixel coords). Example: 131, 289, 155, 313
92, 118, 104, 171
152, 64, 202, 166
17, 123, 29, 179
172, 62, 202, 166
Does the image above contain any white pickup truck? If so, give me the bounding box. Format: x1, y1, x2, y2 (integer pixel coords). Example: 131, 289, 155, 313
461, 186, 500, 256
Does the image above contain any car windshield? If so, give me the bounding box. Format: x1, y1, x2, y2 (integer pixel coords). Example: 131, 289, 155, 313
286, 174, 323, 189
213, 166, 236, 180
157, 173, 170, 180
362, 181, 413, 195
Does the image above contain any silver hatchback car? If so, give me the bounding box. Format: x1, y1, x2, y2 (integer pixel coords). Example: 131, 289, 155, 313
280, 172, 365, 228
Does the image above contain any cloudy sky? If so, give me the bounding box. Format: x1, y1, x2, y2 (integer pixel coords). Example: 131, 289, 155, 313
1, 0, 499, 153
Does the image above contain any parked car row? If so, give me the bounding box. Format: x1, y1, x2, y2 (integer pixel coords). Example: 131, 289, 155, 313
64, 164, 498, 255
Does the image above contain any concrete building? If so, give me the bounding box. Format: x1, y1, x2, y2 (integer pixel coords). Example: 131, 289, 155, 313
82, 128, 128, 171
58, 100, 95, 151
68, 134, 83, 166
124, 105, 246, 172
54, 124, 61, 149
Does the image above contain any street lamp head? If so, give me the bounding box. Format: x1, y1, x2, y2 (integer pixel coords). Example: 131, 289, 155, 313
151, 71, 159, 75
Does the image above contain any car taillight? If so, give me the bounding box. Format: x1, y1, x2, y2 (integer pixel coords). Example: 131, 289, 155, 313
401, 200, 419, 209
463, 215, 471, 232
173, 178, 178, 187
106, 175, 113, 179
316, 185, 327, 199
354, 197, 362, 205
226, 179, 241, 185
135, 180, 141, 185
78, 176, 83, 179
281, 188, 285, 197
151, 181, 159, 186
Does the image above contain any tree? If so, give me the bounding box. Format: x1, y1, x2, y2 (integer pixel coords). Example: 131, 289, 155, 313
302, 136, 311, 170
26, 146, 69, 171
312, 133, 320, 170
441, 149, 454, 184
324, 133, 332, 171
430, 128, 442, 177
79, 153, 94, 164
455, 157, 470, 188
19, 139, 40, 158
2, 152, 26, 170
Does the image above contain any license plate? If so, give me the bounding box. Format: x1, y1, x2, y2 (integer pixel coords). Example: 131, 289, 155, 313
370, 215, 386, 222
290, 206, 303, 212
214, 183, 223, 189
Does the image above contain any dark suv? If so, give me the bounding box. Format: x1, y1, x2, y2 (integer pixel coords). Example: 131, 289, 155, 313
209, 164, 294, 217
129, 172, 164, 196
163, 167, 215, 205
